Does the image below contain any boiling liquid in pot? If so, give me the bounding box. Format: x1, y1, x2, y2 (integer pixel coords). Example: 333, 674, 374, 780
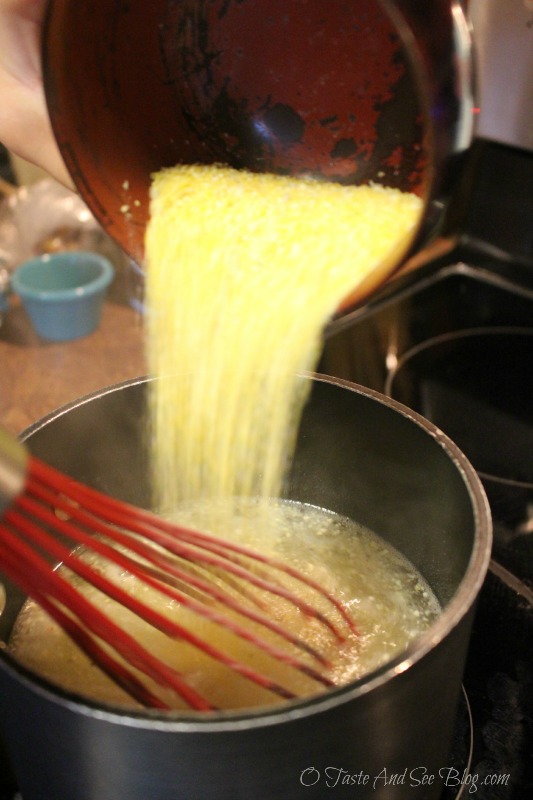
8, 499, 439, 711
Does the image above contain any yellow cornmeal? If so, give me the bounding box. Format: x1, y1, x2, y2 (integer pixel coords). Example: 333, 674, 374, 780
145, 164, 422, 511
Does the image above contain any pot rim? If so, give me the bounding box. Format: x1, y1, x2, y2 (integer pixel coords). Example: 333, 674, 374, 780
1, 373, 492, 732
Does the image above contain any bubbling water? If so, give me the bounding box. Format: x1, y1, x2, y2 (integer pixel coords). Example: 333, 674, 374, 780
8, 500, 439, 711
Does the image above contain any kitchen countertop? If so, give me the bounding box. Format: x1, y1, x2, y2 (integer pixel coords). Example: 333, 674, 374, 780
0, 292, 146, 436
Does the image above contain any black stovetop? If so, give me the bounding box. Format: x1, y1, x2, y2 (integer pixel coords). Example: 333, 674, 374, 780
321, 139, 533, 799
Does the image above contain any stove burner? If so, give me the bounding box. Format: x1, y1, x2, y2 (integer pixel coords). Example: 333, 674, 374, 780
385, 327, 533, 591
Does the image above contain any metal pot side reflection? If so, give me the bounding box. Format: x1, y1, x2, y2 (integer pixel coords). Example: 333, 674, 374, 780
0, 375, 491, 800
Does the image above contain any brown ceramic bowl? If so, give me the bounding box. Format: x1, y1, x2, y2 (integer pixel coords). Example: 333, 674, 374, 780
42, 0, 474, 313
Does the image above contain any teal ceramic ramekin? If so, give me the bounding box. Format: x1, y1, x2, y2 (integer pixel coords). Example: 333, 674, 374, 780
11, 252, 114, 341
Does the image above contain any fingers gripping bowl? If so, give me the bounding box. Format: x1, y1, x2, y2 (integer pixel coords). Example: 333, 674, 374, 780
0, 375, 491, 800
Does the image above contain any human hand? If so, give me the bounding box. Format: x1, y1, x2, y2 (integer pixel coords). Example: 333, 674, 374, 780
0, 0, 74, 188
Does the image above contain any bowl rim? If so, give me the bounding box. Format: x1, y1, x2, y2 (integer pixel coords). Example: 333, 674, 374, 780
11, 252, 114, 302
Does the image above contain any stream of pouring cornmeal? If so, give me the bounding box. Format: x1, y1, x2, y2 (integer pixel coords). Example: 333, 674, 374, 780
9, 165, 434, 710
145, 165, 422, 511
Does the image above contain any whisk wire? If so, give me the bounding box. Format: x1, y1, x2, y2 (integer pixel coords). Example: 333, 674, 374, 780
0, 518, 211, 710
31, 459, 356, 637
0, 444, 357, 710
15, 491, 335, 691
25, 467, 341, 674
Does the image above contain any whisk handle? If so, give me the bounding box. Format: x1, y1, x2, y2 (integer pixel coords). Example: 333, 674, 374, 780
0, 428, 27, 515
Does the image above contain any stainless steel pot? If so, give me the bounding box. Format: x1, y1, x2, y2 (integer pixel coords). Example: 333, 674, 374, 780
0, 375, 491, 799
